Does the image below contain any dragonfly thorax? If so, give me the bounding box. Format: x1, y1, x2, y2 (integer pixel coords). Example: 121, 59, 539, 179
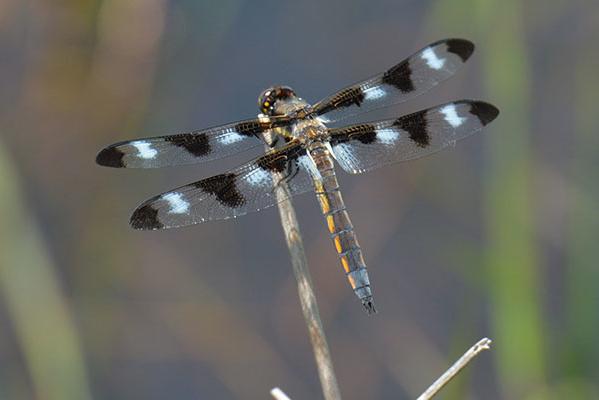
292, 118, 329, 144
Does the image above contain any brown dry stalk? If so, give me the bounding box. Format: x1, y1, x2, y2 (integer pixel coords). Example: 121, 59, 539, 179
270, 338, 492, 400
272, 170, 343, 400
262, 128, 342, 400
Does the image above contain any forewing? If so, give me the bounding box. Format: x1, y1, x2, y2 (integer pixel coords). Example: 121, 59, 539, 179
129, 142, 317, 229
96, 116, 292, 168
311, 39, 474, 123
329, 100, 499, 174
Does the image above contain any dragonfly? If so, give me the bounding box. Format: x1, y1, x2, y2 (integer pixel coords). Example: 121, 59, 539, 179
97, 38, 499, 314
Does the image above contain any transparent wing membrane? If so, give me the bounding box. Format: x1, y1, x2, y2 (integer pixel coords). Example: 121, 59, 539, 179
329, 100, 499, 174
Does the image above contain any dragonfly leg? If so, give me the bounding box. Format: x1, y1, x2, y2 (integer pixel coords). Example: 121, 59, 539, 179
283, 161, 300, 184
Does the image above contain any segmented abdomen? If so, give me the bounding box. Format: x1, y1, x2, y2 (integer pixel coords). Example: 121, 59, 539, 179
309, 143, 376, 314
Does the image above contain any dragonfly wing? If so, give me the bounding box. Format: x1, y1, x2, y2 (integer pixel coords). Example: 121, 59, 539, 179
329, 100, 499, 174
312, 39, 475, 123
96, 116, 292, 168
129, 142, 318, 229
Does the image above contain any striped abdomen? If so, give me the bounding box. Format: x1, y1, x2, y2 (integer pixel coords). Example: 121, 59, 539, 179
309, 143, 376, 314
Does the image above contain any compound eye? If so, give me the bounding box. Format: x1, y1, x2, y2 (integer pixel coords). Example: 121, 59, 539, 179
258, 90, 271, 113
261, 100, 272, 114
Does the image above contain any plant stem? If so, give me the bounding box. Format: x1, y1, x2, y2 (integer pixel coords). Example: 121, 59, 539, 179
266, 132, 342, 400
416, 337, 492, 400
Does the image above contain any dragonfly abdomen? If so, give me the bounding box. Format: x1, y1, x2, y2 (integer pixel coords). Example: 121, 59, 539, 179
310, 145, 376, 314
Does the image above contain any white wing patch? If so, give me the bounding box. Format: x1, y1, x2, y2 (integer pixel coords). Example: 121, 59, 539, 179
132, 141, 158, 159
376, 128, 400, 144
163, 192, 190, 214
440, 104, 466, 128
217, 131, 245, 145
421, 48, 446, 70
245, 168, 272, 186
364, 86, 387, 100
298, 154, 321, 179
331, 143, 361, 174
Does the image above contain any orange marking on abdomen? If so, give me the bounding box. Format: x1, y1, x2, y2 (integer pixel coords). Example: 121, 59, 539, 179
326, 215, 335, 234
341, 256, 350, 274
320, 197, 330, 214
334, 236, 342, 253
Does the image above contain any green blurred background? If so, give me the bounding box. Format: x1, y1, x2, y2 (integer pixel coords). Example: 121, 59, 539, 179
1, 0, 598, 399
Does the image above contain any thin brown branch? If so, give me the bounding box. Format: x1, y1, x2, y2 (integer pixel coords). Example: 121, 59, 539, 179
271, 337, 492, 400
264, 131, 342, 400
270, 387, 292, 400
416, 337, 492, 400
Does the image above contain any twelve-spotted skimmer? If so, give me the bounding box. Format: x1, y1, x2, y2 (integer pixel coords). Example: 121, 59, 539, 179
97, 39, 499, 314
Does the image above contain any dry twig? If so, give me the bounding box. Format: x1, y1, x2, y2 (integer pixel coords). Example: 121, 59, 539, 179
270, 387, 292, 400
270, 337, 492, 400
416, 337, 492, 400
265, 133, 342, 400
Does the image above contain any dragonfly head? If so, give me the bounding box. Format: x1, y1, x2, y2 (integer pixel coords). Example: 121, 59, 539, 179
258, 86, 297, 116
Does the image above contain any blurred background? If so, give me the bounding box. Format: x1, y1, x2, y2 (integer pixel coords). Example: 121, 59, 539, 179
1, 0, 598, 399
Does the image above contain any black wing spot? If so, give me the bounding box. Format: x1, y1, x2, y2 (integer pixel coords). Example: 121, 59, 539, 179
469, 101, 499, 126
394, 111, 429, 147
96, 146, 126, 167
333, 124, 377, 145
381, 61, 414, 93
194, 173, 246, 208
257, 146, 306, 173
130, 204, 164, 230
165, 133, 211, 157
233, 119, 290, 138
233, 121, 264, 137
257, 153, 288, 173
445, 39, 475, 62
354, 126, 377, 144
317, 87, 365, 115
